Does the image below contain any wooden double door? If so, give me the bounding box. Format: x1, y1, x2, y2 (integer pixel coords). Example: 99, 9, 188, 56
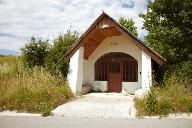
108, 60, 122, 92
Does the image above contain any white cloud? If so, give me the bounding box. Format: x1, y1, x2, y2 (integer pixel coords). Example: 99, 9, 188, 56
0, 0, 148, 51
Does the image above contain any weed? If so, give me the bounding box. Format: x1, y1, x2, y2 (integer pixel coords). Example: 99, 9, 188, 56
0, 56, 73, 115
134, 73, 192, 116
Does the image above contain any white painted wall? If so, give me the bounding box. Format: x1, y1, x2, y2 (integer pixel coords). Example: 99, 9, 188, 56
68, 47, 84, 95
93, 81, 108, 92
141, 51, 152, 93
83, 35, 142, 93
134, 51, 152, 97
122, 82, 140, 94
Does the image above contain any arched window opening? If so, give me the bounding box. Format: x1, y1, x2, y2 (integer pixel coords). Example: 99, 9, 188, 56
95, 52, 138, 82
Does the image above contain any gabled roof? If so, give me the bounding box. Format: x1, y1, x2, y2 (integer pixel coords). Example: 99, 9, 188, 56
65, 12, 165, 65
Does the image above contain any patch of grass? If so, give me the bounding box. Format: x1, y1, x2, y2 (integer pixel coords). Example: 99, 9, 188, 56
146, 92, 158, 115
188, 102, 192, 113
0, 56, 73, 116
158, 99, 173, 115
134, 74, 192, 116
134, 98, 147, 116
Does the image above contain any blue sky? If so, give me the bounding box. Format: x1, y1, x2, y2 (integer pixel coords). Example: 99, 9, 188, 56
0, 0, 149, 51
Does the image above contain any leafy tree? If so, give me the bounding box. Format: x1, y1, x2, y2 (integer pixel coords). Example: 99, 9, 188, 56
140, 0, 192, 65
45, 30, 78, 77
140, 0, 192, 84
21, 37, 49, 68
119, 17, 138, 37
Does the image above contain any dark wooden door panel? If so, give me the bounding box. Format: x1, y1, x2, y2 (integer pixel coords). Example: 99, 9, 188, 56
108, 61, 122, 92
108, 73, 121, 92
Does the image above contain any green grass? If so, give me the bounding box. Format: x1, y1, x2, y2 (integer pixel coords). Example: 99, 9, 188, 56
134, 74, 192, 117
0, 56, 73, 116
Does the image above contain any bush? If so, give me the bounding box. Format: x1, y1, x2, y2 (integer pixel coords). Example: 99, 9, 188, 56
179, 56, 192, 90
146, 92, 158, 115
188, 101, 192, 113
21, 37, 49, 68
134, 72, 192, 116
20, 30, 78, 77
158, 99, 172, 115
45, 30, 78, 77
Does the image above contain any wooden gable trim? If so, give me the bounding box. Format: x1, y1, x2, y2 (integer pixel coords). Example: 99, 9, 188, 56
83, 27, 121, 59
65, 12, 166, 65
109, 18, 165, 64
65, 13, 106, 59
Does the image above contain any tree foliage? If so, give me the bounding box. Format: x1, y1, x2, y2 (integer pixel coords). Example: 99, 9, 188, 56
21, 37, 49, 68
45, 30, 78, 77
21, 30, 78, 77
140, 0, 192, 84
119, 17, 138, 37
140, 0, 192, 65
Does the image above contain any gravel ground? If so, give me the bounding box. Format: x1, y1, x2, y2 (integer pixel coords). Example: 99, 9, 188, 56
52, 93, 136, 118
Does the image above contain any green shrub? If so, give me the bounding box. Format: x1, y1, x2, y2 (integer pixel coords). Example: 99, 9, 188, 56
134, 73, 192, 116
188, 101, 192, 113
158, 99, 172, 115
21, 37, 50, 68
42, 108, 52, 117
45, 30, 78, 77
146, 92, 158, 115
172, 98, 189, 112
20, 30, 78, 77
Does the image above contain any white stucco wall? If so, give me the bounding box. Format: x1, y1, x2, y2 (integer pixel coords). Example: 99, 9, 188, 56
141, 51, 152, 93
122, 82, 140, 94
68, 47, 84, 95
135, 51, 152, 97
92, 81, 108, 92
83, 35, 142, 93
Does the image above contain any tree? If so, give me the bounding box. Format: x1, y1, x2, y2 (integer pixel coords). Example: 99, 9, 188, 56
21, 37, 49, 68
140, 0, 192, 65
119, 17, 138, 37
140, 0, 192, 84
45, 30, 78, 77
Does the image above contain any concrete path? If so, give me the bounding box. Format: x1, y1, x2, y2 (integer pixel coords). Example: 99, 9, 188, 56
52, 93, 136, 118
1, 116, 192, 128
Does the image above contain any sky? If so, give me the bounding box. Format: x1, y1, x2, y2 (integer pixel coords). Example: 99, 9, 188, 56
0, 0, 149, 52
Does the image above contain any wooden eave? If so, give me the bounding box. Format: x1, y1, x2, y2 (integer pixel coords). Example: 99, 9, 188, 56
65, 12, 166, 65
